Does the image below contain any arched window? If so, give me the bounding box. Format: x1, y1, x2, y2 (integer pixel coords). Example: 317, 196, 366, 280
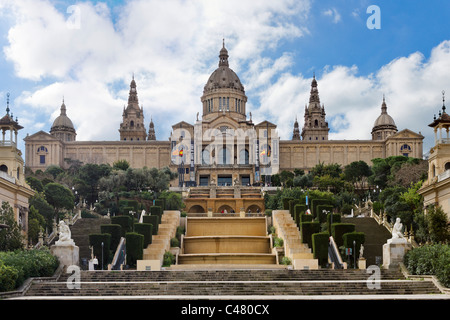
0, 165, 7, 173
130, 121, 134, 127
400, 144, 411, 157
239, 149, 249, 165
445, 162, 450, 171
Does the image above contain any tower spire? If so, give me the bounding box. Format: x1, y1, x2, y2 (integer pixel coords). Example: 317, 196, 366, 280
219, 39, 229, 67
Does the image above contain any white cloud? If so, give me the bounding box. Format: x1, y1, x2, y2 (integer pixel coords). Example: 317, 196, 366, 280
323, 8, 341, 23
254, 41, 450, 154
2, 0, 450, 158
3, 0, 310, 145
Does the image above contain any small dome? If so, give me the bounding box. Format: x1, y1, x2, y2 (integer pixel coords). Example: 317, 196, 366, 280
373, 97, 397, 129
51, 101, 75, 132
203, 67, 244, 93
203, 41, 245, 93
373, 113, 396, 128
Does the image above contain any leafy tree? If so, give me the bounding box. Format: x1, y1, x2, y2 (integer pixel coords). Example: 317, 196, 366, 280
343, 160, 372, 192
27, 205, 45, 244
44, 183, 75, 217
427, 206, 450, 243
26, 176, 44, 193
29, 193, 54, 231
77, 163, 112, 204
113, 160, 130, 171
311, 162, 342, 178
45, 165, 65, 179
0, 202, 24, 251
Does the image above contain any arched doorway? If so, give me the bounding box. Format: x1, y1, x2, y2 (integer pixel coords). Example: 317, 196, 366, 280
217, 204, 234, 213
188, 205, 206, 213
246, 204, 262, 214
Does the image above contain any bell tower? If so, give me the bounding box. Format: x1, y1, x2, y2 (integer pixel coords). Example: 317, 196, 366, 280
301, 75, 329, 141
119, 76, 147, 141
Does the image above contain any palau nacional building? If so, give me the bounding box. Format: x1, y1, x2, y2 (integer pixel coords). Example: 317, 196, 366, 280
23, 43, 425, 213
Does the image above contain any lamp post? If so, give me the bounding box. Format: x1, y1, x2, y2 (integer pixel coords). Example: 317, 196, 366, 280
353, 240, 356, 269
101, 241, 104, 271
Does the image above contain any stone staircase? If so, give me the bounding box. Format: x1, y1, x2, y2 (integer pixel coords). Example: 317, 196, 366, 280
22, 268, 443, 297
343, 217, 392, 266
142, 211, 180, 265
272, 210, 317, 269
70, 216, 111, 266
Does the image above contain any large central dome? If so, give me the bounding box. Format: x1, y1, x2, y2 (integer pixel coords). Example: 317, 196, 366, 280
203, 42, 245, 94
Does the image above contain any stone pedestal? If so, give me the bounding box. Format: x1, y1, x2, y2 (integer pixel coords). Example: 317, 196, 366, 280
51, 244, 79, 266
382, 239, 411, 269
358, 258, 366, 270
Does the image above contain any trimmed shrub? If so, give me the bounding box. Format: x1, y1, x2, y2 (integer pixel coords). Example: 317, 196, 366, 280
89, 233, 111, 269
326, 213, 341, 234
300, 221, 320, 248
331, 223, 355, 248
282, 197, 294, 210
134, 223, 153, 248
299, 213, 313, 224
311, 199, 331, 219
150, 206, 162, 218
143, 215, 159, 235
125, 232, 144, 267
155, 199, 165, 210
111, 215, 133, 236
289, 199, 301, 219
316, 204, 334, 223
294, 204, 306, 226
312, 232, 330, 267
101, 224, 122, 250
343, 232, 365, 268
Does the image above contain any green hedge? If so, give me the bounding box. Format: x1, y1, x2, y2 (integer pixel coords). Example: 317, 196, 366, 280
282, 197, 294, 210
294, 204, 306, 226
126, 232, 144, 267
343, 232, 365, 268
0, 248, 59, 291
326, 213, 341, 234
288, 199, 301, 219
134, 223, 153, 248
111, 215, 133, 236
101, 224, 122, 250
150, 206, 162, 216
155, 199, 165, 210
311, 199, 331, 219
331, 223, 355, 248
300, 221, 320, 248
316, 204, 334, 223
404, 244, 450, 287
143, 215, 160, 235
89, 233, 111, 269
312, 232, 330, 267
299, 213, 313, 224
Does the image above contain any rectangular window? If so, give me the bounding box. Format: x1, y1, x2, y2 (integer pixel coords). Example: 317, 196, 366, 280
40, 155, 46, 164
227, 97, 230, 111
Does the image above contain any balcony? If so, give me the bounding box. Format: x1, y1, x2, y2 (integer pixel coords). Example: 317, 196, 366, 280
437, 170, 450, 182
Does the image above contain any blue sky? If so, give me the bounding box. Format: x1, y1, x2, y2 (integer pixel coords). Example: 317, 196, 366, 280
1, 0, 450, 158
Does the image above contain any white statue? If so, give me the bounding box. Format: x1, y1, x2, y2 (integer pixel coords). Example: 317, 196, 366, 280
139, 209, 146, 223
359, 244, 364, 259
55, 220, 74, 246
388, 217, 407, 244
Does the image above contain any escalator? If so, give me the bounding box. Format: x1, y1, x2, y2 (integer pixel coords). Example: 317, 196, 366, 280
328, 236, 344, 269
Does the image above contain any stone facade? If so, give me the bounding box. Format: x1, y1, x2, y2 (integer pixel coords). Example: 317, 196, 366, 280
0, 95, 35, 244
24, 43, 424, 188
418, 99, 450, 219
